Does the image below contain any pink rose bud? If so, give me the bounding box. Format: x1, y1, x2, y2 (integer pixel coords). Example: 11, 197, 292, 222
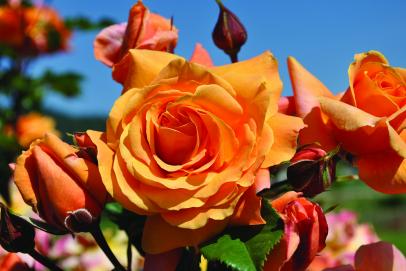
212, 0, 247, 62
287, 146, 335, 197
0, 203, 35, 253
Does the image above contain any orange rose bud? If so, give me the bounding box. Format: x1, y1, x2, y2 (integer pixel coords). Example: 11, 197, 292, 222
0, 203, 35, 253
13, 133, 107, 231
265, 194, 328, 271
212, 0, 247, 62
287, 146, 335, 197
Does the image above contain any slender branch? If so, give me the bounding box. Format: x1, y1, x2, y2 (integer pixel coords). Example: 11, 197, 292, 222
28, 249, 63, 271
90, 225, 126, 271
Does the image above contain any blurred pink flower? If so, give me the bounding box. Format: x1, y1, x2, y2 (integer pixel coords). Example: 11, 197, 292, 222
308, 210, 379, 271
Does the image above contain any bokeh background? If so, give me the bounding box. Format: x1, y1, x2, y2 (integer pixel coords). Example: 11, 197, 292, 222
14, 0, 406, 252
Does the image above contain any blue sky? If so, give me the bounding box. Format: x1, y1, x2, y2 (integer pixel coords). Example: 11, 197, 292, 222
34, 0, 406, 116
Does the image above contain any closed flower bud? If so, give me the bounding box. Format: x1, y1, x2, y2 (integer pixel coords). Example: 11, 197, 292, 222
265, 193, 328, 270
212, 0, 247, 62
287, 146, 335, 197
0, 203, 35, 253
13, 133, 107, 231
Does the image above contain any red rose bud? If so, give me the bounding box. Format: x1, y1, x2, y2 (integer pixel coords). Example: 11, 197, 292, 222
291, 147, 326, 163
265, 194, 328, 270
0, 203, 35, 253
212, 0, 247, 62
287, 146, 336, 197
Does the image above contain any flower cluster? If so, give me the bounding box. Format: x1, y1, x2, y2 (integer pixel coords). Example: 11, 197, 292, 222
0, 1, 405, 271
0, 0, 70, 55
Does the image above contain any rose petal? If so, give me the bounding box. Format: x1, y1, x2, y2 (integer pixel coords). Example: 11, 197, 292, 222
112, 49, 181, 90
142, 215, 228, 254
287, 56, 334, 118
93, 23, 127, 67
263, 113, 305, 167
357, 152, 406, 194
355, 241, 406, 271
190, 43, 214, 67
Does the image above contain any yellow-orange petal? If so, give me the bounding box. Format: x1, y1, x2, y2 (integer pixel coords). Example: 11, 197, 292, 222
229, 185, 265, 226
287, 56, 334, 118
263, 113, 305, 167
345, 51, 389, 106
190, 43, 214, 67
142, 215, 228, 254
86, 130, 151, 215
357, 152, 406, 194
299, 107, 338, 151
211, 51, 282, 115
319, 98, 406, 156
112, 49, 181, 90
14, 147, 38, 212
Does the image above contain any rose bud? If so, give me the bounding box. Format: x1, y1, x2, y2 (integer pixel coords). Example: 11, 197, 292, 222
287, 146, 336, 197
0, 203, 35, 253
264, 192, 328, 271
212, 0, 247, 62
13, 133, 107, 231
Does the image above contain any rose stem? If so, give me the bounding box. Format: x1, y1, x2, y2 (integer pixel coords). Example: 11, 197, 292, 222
127, 239, 132, 271
90, 225, 126, 271
28, 249, 63, 271
228, 51, 238, 63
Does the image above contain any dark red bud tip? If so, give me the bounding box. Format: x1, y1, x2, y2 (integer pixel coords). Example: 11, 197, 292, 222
291, 147, 327, 164
287, 148, 336, 197
64, 209, 95, 233
212, 0, 247, 60
0, 203, 35, 253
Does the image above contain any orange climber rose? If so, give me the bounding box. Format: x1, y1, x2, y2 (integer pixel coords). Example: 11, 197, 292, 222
0, 3, 70, 55
13, 133, 107, 230
15, 112, 60, 148
286, 51, 406, 194
94, 1, 178, 67
86, 49, 304, 254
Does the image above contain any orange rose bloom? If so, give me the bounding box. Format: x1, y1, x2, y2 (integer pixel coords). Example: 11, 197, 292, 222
0, 5, 24, 47
0, 3, 70, 55
15, 112, 60, 148
23, 6, 70, 54
94, 1, 178, 67
13, 133, 107, 230
287, 51, 406, 194
264, 192, 328, 271
86, 49, 304, 253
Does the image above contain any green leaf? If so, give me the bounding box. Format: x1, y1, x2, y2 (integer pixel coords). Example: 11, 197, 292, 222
244, 202, 283, 270
40, 70, 82, 97
201, 202, 283, 271
201, 235, 256, 271
64, 16, 116, 31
